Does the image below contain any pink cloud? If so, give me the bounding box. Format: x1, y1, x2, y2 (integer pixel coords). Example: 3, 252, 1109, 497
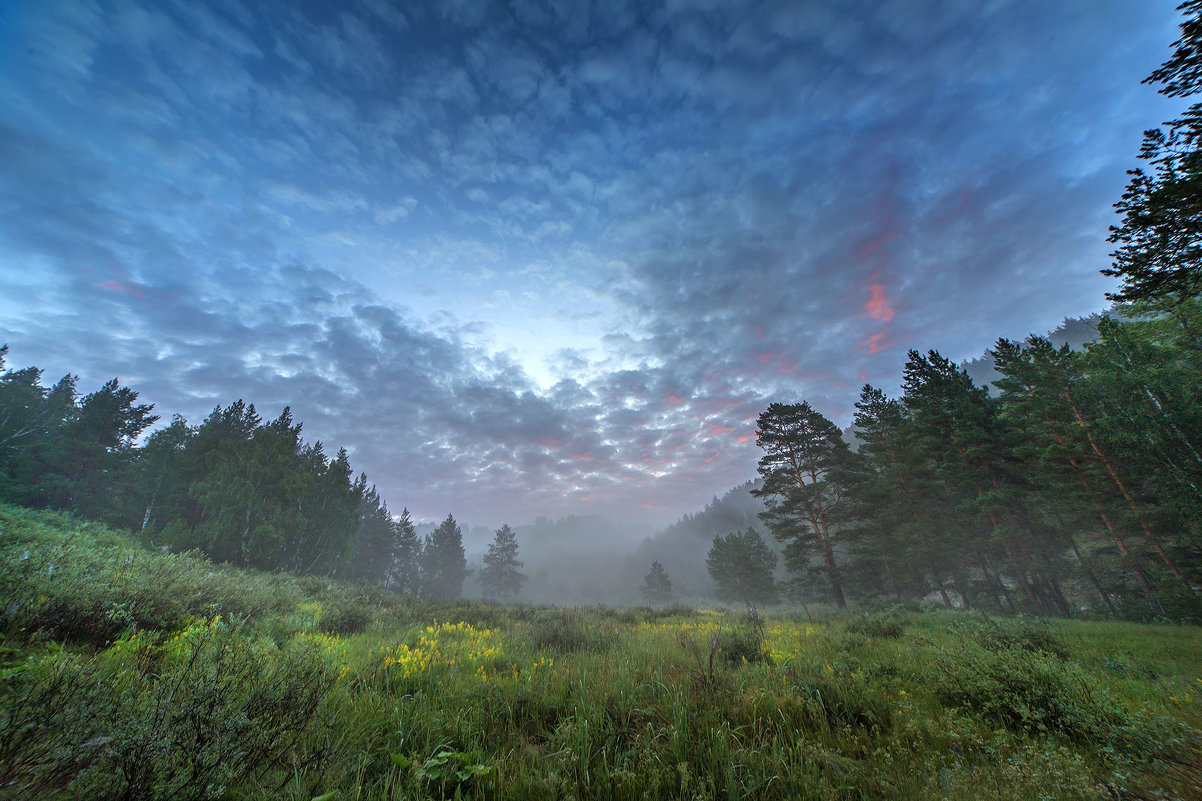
863, 282, 895, 322
704, 422, 737, 437
861, 329, 895, 355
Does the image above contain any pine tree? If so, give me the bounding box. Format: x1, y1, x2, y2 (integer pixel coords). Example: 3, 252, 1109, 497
389, 508, 422, 594
705, 529, 777, 605
190, 407, 308, 569
349, 480, 394, 584
751, 402, 852, 607
481, 524, 526, 600
1105, 1, 1202, 303
848, 385, 952, 605
421, 514, 468, 598
641, 561, 673, 605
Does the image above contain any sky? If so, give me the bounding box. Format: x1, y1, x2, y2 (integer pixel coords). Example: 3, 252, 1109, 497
0, 0, 1188, 531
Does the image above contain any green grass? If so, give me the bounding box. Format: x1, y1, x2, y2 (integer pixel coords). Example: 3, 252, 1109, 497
1, 502, 1200, 800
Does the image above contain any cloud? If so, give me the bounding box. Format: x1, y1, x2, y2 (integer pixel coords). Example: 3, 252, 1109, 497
0, 0, 1188, 528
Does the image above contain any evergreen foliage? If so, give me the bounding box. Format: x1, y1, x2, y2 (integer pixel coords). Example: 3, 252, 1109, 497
705, 529, 777, 606
1106, 1, 1202, 303
640, 560, 673, 604
752, 402, 853, 608
389, 508, 422, 595
0, 359, 403, 583
481, 524, 526, 600
421, 514, 468, 599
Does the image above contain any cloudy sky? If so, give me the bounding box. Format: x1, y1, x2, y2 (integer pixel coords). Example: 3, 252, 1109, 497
0, 0, 1187, 530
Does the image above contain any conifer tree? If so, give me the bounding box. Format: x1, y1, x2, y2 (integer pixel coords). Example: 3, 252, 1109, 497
752, 402, 852, 607
1105, 0, 1202, 304
641, 560, 673, 605
421, 514, 468, 598
705, 529, 777, 605
848, 385, 952, 605
389, 508, 422, 594
480, 524, 526, 600
349, 480, 394, 584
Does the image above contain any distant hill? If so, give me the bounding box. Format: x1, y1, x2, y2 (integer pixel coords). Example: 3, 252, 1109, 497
961, 314, 1103, 390
631, 481, 770, 601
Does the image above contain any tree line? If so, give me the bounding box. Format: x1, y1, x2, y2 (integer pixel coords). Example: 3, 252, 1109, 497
697, 309, 1200, 620
0, 362, 525, 599
700, 4, 1202, 618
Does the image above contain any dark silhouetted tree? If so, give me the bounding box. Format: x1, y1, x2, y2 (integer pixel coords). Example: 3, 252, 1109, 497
706, 529, 777, 606
421, 514, 468, 598
1106, 1, 1202, 304
481, 523, 525, 600
349, 480, 394, 584
389, 508, 422, 594
641, 560, 673, 605
752, 402, 852, 607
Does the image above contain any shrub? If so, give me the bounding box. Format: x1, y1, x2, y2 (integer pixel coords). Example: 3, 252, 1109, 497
0, 618, 337, 800
715, 625, 767, 666
933, 643, 1154, 751
844, 611, 905, 639
955, 617, 1071, 659
788, 670, 894, 733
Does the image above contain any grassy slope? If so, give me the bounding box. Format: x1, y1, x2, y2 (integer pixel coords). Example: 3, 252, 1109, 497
1, 502, 1200, 800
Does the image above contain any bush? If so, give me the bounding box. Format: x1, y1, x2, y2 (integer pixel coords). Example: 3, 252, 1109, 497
933, 643, 1154, 751
787, 670, 894, 733
844, 612, 905, 639
0, 514, 309, 646
716, 625, 767, 666
955, 617, 1071, 659
0, 618, 337, 800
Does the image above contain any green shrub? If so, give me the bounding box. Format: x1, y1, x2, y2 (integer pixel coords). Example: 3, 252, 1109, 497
955, 617, 1071, 659
844, 611, 905, 639
788, 670, 894, 733
0, 618, 337, 800
715, 625, 767, 666
933, 643, 1153, 751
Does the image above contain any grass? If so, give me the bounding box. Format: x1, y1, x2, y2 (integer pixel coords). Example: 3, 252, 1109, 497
1, 502, 1200, 800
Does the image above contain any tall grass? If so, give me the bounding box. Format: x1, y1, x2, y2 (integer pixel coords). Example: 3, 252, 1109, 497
1, 503, 1199, 800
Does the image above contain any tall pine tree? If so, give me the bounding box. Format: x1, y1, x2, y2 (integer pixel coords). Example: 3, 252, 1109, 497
421, 514, 468, 598
752, 402, 852, 607
480, 524, 525, 600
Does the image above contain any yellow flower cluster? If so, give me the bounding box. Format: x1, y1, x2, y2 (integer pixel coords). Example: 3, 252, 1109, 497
638, 619, 724, 637
762, 622, 818, 666
103, 627, 155, 669
380, 620, 503, 681
294, 630, 350, 679
164, 614, 224, 656
294, 630, 347, 659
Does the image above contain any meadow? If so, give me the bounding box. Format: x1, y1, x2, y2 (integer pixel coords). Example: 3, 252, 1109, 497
1, 502, 1199, 800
